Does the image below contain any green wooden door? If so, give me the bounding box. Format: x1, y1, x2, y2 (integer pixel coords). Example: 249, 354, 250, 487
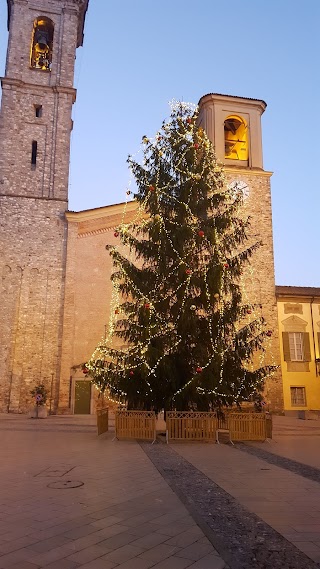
74, 381, 91, 414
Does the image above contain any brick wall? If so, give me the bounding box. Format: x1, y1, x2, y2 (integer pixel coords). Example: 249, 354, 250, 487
224, 170, 283, 411
0, 0, 88, 412
58, 204, 137, 412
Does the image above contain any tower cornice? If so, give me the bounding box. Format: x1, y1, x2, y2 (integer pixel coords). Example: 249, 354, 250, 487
6, 0, 89, 46
1, 76, 77, 101
199, 93, 267, 115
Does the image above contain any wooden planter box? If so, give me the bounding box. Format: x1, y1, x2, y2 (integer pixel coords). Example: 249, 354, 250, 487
29, 405, 48, 419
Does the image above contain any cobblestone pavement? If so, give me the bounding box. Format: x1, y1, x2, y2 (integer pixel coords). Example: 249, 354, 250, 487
173, 441, 320, 565
0, 415, 225, 569
249, 420, 320, 470
237, 442, 320, 484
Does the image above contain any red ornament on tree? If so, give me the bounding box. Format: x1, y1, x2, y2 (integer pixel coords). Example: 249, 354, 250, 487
194, 143, 199, 149
129, 370, 134, 376
196, 367, 202, 373
247, 309, 252, 314
115, 309, 119, 314
144, 303, 150, 309
82, 367, 89, 375
198, 230, 205, 237
114, 231, 119, 237
187, 118, 192, 124
266, 330, 272, 337
149, 185, 155, 192
224, 263, 229, 269
185, 269, 192, 275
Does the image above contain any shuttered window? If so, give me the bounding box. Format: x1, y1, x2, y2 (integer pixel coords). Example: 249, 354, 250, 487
289, 332, 303, 361
290, 387, 306, 406
282, 332, 311, 362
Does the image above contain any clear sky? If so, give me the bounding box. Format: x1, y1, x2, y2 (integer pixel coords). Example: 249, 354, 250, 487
0, 1, 319, 287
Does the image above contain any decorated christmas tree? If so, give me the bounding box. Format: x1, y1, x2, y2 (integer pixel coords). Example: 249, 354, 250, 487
87, 101, 275, 413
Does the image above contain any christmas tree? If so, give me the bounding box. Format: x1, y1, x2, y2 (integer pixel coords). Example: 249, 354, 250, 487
87, 101, 275, 413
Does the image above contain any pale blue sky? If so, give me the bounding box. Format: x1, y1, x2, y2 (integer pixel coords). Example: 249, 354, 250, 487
0, 1, 319, 286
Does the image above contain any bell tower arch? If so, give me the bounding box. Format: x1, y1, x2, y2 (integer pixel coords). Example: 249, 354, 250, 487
0, 0, 89, 413
198, 93, 284, 411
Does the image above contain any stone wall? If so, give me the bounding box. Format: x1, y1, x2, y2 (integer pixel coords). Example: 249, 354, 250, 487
224, 170, 283, 411
0, 0, 88, 412
0, 197, 67, 412
58, 204, 137, 412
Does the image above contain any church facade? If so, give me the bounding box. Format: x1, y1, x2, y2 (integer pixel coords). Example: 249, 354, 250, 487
0, 0, 285, 414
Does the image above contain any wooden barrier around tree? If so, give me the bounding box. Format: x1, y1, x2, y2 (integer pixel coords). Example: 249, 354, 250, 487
166, 411, 217, 442
115, 410, 156, 441
266, 414, 273, 439
166, 411, 271, 442
96, 408, 109, 435
226, 413, 268, 441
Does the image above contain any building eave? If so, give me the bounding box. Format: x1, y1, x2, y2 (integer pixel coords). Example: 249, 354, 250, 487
198, 92, 267, 114
276, 285, 320, 300
77, 0, 89, 47
66, 200, 137, 222
6, 0, 11, 30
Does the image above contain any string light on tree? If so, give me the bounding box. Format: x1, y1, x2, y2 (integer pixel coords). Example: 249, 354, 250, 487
86, 100, 276, 413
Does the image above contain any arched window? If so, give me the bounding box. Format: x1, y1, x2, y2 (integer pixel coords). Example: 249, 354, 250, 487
30, 17, 54, 71
224, 115, 248, 161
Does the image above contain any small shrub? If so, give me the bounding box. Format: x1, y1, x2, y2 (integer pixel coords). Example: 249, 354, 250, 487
30, 384, 47, 406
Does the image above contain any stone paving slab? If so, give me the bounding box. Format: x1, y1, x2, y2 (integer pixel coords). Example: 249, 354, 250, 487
172, 441, 320, 564
272, 416, 320, 437
143, 442, 320, 568
248, 436, 320, 470
0, 416, 225, 569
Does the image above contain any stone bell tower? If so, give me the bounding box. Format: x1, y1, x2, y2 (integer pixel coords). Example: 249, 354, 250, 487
0, 0, 89, 412
198, 93, 284, 411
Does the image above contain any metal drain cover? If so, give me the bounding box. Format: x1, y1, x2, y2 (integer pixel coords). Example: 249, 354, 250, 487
47, 480, 84, 489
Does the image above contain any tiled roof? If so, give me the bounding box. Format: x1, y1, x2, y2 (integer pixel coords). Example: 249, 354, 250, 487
198, 92, 267, 107
276, 286, 320, 297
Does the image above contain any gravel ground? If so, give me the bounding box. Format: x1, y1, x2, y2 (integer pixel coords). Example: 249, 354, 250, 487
141, 442, 320, 569
237, 443, 320, 484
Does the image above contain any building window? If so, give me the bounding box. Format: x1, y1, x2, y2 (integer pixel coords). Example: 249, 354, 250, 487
290, 387, 306, 407
35, 105, 42, 118
31, 17, 54, 71
31, 141, 38, 167
282, 331, 311, 362
289, 332, 304, 361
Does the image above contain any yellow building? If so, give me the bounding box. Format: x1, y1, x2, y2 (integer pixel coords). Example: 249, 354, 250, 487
276, 286, 320, 416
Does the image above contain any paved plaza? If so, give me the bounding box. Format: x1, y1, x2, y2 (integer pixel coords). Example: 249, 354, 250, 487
0, 415, 225, 569
1, 414, 320, 568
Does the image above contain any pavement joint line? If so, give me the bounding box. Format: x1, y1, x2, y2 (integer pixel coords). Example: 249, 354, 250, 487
237, 443, 320, 484
141, 442, 320, 569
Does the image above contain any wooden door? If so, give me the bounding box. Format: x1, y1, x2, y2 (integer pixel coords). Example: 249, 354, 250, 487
74, 380, 91, 414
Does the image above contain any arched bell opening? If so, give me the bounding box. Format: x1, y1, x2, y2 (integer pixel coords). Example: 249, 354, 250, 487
224, 115, 248, 162
30, 17, 54, 71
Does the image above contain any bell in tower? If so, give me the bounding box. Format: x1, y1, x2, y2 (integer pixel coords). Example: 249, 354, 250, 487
35, 29, 49, 51
31, 18, 54, 70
